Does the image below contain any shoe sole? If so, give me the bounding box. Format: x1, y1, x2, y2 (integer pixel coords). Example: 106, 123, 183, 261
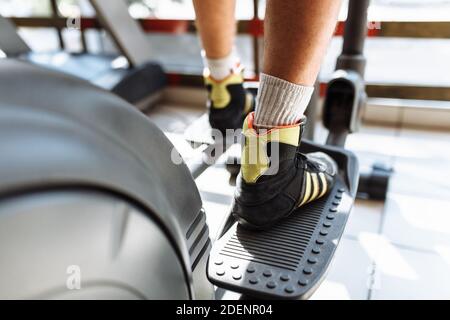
233, 178, 336, 231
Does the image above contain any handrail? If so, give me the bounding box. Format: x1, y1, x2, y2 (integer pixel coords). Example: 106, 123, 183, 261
9, 17, 450, 39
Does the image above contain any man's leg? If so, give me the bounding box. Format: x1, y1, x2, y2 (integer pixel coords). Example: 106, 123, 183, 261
263, 0, 342, 85
193, 0, 254, 133
193, 0, 236, 61
234, 0, 343, 229
255, 0, 342, 128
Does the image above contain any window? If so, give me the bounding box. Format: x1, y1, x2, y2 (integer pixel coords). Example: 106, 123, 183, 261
0, 0, 51, 17
257, 0, 450, 21
369, 0, 450, 21
125, 0, 255, 20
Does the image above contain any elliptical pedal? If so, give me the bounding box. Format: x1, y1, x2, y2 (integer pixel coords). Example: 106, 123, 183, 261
208, 142, 358, 299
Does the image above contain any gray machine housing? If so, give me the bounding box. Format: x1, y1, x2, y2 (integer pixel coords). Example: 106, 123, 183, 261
0, 59, 213, 299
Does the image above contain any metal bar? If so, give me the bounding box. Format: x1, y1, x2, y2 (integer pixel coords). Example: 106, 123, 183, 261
341, 0, 370, 56
325, 129, 348, 147
11, 17, 74, 28
379, 21, 450, 38
186, 142, 228, 180
325, 0, 371, 147
49, 0, 65, 50
366, 84, 450, 101
252, 0, 260, 75
336, 0, 370, 76
10, 17, 450, 39
303, 81, 320, 141
167, 73, 450, 101
80, 30, 88, 52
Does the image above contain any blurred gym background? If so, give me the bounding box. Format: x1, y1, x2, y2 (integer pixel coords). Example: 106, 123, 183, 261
1, 0, 449, 300
2, 0, 450, 106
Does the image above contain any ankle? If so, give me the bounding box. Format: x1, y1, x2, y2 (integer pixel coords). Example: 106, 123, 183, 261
203, 49, 240, 81
254, 73, 314, 130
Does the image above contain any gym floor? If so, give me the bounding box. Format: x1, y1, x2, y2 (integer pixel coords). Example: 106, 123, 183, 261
147, 98, 450, 300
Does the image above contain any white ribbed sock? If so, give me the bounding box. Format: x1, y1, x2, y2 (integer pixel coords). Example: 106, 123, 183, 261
202, 49, 239, 81
254, 73, 314, 129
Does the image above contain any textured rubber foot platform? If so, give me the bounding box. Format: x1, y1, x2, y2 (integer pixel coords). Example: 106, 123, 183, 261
208, 175, 354, 299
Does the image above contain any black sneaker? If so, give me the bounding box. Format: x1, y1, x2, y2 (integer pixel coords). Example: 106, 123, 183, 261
231, 112, 338, 230
205, 69, 254, 134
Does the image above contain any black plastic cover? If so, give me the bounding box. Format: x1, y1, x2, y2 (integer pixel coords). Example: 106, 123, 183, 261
23, 52, 166, 104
